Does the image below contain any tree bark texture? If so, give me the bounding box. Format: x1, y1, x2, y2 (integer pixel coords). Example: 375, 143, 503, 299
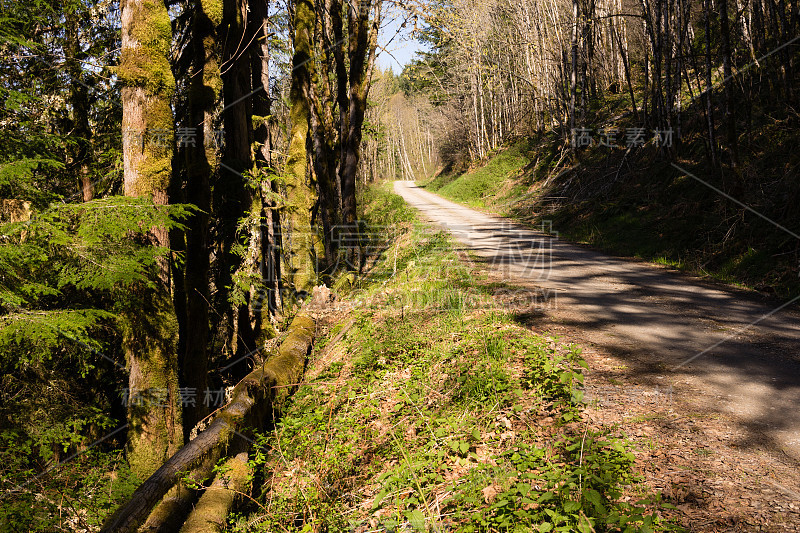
119, 0, 183, 481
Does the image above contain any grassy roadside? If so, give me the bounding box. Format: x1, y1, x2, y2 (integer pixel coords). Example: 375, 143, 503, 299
229, 185, 677, 532
426, 141, 536, 209
422, 135, 800, 298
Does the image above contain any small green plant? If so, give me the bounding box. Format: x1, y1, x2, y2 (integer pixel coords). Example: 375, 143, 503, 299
484, 334, 507, 360
522, 341, 588, 420
454, 433, 671, 532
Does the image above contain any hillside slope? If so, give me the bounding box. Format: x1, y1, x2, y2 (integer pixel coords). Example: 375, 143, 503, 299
422, 128, 800, 298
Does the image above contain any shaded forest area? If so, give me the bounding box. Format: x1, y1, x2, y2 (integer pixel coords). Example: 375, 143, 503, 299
0, 0, 386, 529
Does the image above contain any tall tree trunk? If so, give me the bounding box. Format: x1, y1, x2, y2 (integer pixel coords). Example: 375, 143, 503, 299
340, 0, 381, 268
309, 78, 338, 268
218, 0, 256, 358
330, 0, 347, 215
752, 0, 765, 54
181, 0, 222, 439
613, 17, 639, 122
570, 0, 579, 149
243, 0, 269, 342
704, 0, 718, 167
471, 71, 482, 159
285, 0, 317, 297
719, 0, 741, 174
65, 12, 93, 202
777, 0, 794, 101
119, 0, 183, 480
309, 0, 341, 268
250, 0, 282, 319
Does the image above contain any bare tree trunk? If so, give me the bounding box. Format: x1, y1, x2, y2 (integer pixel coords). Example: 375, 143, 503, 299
65, 12, 93, 202
719, 0, 740, 173
471, 71, 482, 158
309, 0, 341, 268
752, 0, 765, 54
613, 15, 639, 122
309, 79, 338, 266
476, 42, 489, 154
570, 0, 579, 148
704, 0, 718, 166
331, 0, 347, 214
181, 0, 222, 441
250, 0, 281, 319
217, 0, 258, 357
340, 0, 382, 267
777, 0, 794, 101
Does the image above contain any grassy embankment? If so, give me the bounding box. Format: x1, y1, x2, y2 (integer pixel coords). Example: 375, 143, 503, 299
227, 185, 677, 532
422, 120, 800, 298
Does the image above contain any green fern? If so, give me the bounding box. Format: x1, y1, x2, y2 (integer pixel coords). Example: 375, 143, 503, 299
0, 196, 194, 366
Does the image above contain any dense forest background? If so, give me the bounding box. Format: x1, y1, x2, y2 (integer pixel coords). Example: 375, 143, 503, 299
1, 0, 798, 530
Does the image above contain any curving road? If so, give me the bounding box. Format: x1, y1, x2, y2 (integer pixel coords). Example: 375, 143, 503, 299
394, 180, 800, 462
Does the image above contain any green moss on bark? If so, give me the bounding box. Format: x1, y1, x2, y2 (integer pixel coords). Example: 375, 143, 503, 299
202, 50, 222, 98
120, 288, 182, 481
118, 47, 175, 92
284, 0, 317, 296
119, 0, 182, 482
200, 0, 223, 27
118, 0, 174, 92
178, 452, 250, 533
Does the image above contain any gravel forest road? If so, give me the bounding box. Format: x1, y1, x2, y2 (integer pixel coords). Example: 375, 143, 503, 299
394, 180, 800, 465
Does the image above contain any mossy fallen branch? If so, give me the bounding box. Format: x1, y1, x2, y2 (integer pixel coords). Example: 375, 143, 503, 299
178, 452, 251, 533
138, 483, 196, 532
100, 296, 319, 533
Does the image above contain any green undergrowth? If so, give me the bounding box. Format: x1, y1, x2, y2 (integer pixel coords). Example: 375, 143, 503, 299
0, 447, 139, 532
425, 141, 535, 209
228, 185, 677, 532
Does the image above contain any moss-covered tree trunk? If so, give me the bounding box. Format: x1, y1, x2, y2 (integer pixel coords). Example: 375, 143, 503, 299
119, 0, 183, 480
285, 0, 318, 297
100, 304, 318, 533
178, 451, 251, 533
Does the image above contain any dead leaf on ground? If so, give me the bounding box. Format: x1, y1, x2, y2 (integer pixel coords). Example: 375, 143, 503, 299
482, 485, 499, 503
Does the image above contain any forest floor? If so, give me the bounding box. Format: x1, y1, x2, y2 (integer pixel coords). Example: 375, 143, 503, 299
393, 180, 800, 532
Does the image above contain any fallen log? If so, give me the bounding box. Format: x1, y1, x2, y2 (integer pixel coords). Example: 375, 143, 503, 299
178, 452, 251, 533
139, 483, 196, 532
100, 308, 316, 533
